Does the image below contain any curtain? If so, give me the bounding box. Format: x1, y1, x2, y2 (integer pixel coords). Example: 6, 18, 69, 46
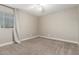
13, 9, 21, 43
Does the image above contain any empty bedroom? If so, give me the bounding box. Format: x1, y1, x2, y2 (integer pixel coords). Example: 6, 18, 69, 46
0, 4, 79, 55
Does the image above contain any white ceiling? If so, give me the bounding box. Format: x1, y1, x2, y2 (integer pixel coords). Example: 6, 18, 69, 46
6, 4, 78, 16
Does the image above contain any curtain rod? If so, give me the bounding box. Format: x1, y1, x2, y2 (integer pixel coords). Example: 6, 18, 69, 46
0, 4, 14, 9
0, 4, 17, 15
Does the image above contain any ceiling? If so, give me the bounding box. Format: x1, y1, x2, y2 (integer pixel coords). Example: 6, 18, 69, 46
6, 4, 78, 16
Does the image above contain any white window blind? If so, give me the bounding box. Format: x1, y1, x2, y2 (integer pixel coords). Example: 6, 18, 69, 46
0, 11, 14, 28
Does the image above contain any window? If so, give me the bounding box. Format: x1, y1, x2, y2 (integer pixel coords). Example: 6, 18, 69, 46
0, 11, 14, 28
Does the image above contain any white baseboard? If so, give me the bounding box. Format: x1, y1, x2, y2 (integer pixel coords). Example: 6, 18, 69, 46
0, 35, 78, 47
0, 35, 39, 47
0, 41, 14, 47
20, 35, 40, 42
40, 36, 79, 45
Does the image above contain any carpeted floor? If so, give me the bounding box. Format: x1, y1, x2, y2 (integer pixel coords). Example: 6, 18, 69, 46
0, 37, 79, 55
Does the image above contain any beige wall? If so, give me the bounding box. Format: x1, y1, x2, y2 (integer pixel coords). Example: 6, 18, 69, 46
0, 28, 13, 44
15, 9, 38, 40
39, 7, 79, 43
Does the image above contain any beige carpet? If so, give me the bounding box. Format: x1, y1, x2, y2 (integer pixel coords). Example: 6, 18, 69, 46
0, 37, 79, 55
